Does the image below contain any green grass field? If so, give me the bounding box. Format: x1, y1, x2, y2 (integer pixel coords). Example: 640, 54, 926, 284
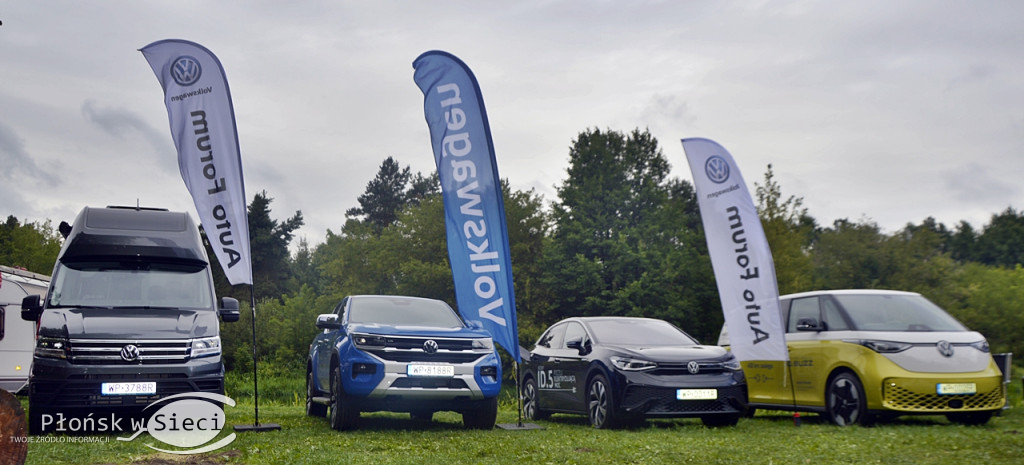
20, 368, 1024, 465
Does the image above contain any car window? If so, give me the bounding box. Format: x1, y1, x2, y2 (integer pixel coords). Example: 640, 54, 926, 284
822, 298, 850, 331
562, 322, 588, 349
587, 319, 697, 346
537, 323, 567, 349
787, 297, 820, 332
834, 294, 967, 332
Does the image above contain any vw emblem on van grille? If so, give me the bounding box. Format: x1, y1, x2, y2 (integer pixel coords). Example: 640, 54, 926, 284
687, 361, 700, 374
423, 340, 439, 354
936, 340, 954, 358
120, 344, 140, 362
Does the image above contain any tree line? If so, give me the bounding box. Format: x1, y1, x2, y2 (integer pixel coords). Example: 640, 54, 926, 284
4, 128, 1023, 375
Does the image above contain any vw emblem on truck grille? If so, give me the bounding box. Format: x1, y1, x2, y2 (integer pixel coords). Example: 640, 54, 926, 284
687, 361, 700, 374
423, 340, 439, 354
121, 344, 140, 362
936, 340, 954, 358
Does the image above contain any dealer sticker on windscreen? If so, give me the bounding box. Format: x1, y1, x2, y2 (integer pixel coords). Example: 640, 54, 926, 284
407, 364, 454, 377
937, 383, 976, 395
101, 382, 156, 396
676, 388, 718, 400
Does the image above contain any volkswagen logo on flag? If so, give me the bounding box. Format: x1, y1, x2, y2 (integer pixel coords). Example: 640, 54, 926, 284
705, 156, 730, 184
687, 360, 700, 374
121, 344, 141, 362
936, 340, 954, 358
171, 55, 202, 87
423, 340, 439, 354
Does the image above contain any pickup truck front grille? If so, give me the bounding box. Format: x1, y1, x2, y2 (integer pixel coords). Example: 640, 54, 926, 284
358, 335, 491, 364
69, 339, 191, 364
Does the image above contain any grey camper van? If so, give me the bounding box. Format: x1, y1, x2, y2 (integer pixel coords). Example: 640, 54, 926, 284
20, 206, 240, 434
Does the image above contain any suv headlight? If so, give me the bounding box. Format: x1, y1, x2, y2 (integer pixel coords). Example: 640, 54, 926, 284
191, 336, 222, 358
610, 356, 657, 371
472, 338, 494, 350
36, 337, 70, 359
846, 339, 912, 354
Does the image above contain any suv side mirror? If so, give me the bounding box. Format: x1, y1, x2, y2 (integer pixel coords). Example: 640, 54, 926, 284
796, 318, 826, 332
566, 337, 590, 355
21, 295, 43, 321
219, 297, 240, 322
316, 313, 342, 330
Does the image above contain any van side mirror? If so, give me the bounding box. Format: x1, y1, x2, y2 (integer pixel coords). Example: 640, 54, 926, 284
316, 313, 342, 330
796, 318, 826, 332
21, 295, 43, 321
219, 297, 240, 322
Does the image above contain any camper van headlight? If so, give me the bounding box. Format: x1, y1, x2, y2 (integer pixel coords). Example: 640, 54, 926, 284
191, 336, 222, 358
36, 337, 70, 359
847, 339, 912, 354
968, 340, 990, 353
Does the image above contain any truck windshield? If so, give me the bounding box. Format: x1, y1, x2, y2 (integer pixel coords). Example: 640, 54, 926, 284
347, 296, 464, 328
834, 293, 968, 332
48, 261, 213, 309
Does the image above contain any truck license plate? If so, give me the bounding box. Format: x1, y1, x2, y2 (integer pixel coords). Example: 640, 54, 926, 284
101, 382, 157, 396
407, 364, 454, 377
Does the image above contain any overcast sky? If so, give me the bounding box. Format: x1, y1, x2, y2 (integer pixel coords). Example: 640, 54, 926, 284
3, 1, 1022, 249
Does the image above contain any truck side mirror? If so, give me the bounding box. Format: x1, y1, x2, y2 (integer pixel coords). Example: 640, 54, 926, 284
316, 313, 342, 331
219, 297, 240, 322
21, 295, 43, 321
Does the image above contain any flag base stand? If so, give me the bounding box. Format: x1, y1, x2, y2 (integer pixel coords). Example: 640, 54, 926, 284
234, 423, 282, 432
496, 422, 543, 430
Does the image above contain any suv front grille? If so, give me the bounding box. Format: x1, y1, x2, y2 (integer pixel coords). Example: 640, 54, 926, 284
69, 339, 191, 364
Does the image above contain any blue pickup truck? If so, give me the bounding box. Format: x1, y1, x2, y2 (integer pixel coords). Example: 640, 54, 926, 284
306, 295, 502, 430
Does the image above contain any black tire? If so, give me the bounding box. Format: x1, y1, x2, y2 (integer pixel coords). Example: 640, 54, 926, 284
825, 371, 871, 426
587, 373, 620, 429
329, 366, 358, 430
463, 397, 498, 429
701, 414, 741, 427
521, 376, 549, 421
306, 370, 327, 417
946, 411, 994, 426
410, 410, 434, 422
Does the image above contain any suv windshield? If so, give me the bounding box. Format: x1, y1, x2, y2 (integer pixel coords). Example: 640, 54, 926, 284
348, 296, 464, 328
588, 319, 698, 346
834, 293, 967, 332
48, 261, 213, 309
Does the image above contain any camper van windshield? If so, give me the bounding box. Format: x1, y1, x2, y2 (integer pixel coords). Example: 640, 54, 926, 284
48, 261, 213, 309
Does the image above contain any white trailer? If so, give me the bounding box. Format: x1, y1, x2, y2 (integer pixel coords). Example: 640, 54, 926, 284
0, 265, 50, 393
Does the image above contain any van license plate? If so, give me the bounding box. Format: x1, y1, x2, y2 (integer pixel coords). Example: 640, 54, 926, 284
936, 383, 976, 395
101, 382, 156, 395
407, 364, 454, 377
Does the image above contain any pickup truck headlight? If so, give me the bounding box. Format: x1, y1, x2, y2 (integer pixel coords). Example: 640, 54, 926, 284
191, 336, 222, 358
36, 337, 70, 359
353, 334, 387, 348
610, 356, 657, 371
472, 338, 494, 350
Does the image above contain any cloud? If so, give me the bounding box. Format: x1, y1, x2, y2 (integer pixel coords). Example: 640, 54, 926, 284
81, 100, 176, 173
0, 121, 55, 186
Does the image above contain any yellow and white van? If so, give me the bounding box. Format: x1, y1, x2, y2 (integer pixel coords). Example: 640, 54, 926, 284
720, 290, 1006, 425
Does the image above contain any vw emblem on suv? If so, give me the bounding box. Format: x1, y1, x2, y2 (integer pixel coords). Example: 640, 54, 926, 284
423, 340, 439, 354
936, 340, 954, 358
171, 55, 202, 86
704, 155, 730, 184
687, 360, 700, 374
121, 344, 140, 362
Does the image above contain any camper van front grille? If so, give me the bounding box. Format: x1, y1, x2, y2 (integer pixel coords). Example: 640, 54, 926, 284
69, 339, 190, 364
